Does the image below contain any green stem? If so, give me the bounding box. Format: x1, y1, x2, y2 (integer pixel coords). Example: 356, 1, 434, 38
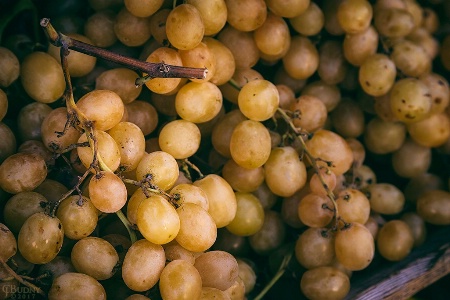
116, 209, 137, 244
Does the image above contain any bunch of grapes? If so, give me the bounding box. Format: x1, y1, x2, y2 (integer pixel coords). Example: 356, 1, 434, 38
1, 0, 450, 299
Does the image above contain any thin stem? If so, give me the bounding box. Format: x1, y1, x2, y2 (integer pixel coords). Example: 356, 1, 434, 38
183, 159, 204, 179
0, 259, 46, 297
254, 251, 293, 300
40, 18, 207, 80
276, 108, 340, 225
116, 209, 137, 244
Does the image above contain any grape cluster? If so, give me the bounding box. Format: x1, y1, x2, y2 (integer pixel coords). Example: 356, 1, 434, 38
0, 0, 450, 299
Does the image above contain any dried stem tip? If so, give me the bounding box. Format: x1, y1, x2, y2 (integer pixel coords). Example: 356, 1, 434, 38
40, 18, 207, 80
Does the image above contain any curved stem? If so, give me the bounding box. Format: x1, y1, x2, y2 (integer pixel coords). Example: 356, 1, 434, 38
0, 259, 46, 297
116, 209, 137, 244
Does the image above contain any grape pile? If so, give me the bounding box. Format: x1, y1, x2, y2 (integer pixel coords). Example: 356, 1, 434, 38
0, 0, 450, 299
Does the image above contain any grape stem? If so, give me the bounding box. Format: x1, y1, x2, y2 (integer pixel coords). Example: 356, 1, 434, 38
276, 108, 341, 228
116, 210, 137, 244
39, 18, 207, 80
0, 259, 46, 297
254, 250, 293, 300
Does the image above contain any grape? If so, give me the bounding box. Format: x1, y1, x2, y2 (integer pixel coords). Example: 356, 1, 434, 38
34, 179, 69, 204
282, 36, 319, 80
376, 220, 414, 261
298, 193, 334, 228
84, 10, 117, 47
41, 107, 82, 153
221, 159, 264, 193
330, 99, 365, 138
0, 153, 47, 194
170, 183, 209, 211
200, 287, 230, 299
77, 130, 121, 172
135, 151, 179, 191
401, 212, 427, 247
366, 183, 405, 215
20, 52, 65, 103
225, 276, 246, 300
159, 259, 203, 300
358, 53, 396, 97
289, 2, 324, 36
95, 68, 142, 104
159, 119, 201, 159
266, 0, 310, 18
336, 188, 371, 224
346, 138, 365, 168
124, 0, 163, 18
229, 120, 271, 169
136, 194, 180, 245
290, 95, 328, 132
217, 25, 260, 69
374, 8, 415, 38
295, 227, 335, 269
248, 210, 285, 255
335, 222, 374, 270
407, 112, 450, 148
211, 109, 247, 158
343, 26, 379, 66
238, 79, 279, 121
175, 81, 223, 123
37, 256, 76, 282
264, 147, 307, 197
300, 266, 350, 300
163, 240, 197, 265
416, 190, 450, 225
0, 89, 7, 121
337, 0, 373, 34
48, 272, 106, 300
390, 39, 431, 78
193, 174, 237, 228
323, 0, 345, 36
176, 203, 217, 252
0, 47, 19, 87
226, 192, 264, 236
125, 100, 159, 136
88, 171, 128, 213
317, 40, 348, 85
166, 4, 205, 50
194, 250, 239, 291
114, 7, 151, 47
419, 73, 449, 115
108, 121, 146, 172
3, 192, 48, 234
122, 239, 165, 292
392, 138, 431, 178
253, 12, 290, 57
363, 117, 406, 154
202, 37, 236, 86
71, 237, 119, 280
56, 195, 98, 240
0, 223, 16, 261
18, 212, 64, 264
0, 123, 16, 163
186, 0, 227, 36
305, 129, 354, 175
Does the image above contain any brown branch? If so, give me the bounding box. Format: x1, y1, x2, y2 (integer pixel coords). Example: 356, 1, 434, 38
0, 259, 46, 297
40, 18, 207, 80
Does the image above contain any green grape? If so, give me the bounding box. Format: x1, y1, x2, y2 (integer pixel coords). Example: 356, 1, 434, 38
137, 194, 180, 245
203, 37, 236, 86
88, 171, 128, 213
71, 237, 119, 280
226, 192, 264, 236
176, 203, 217, 252
20, 52, 65, 104
166, 4, 205, 50
0, 153, 47, 194
56, 195, 98, 240
264, 147, 307, 197
0, 223, 16, 261
95, 68, 142, 104
253, 12, 290, 57
175, 81, 223, 123
301, 266, 350, 300
238, 79, 279, 121
159, 119, 201, 159
335, 222, 374, 271
3, 191, 48, 234
48, 272, 106, 300
229, 120, 271, 169
114, 7, 152, 47
194, 250, 239, 291
18, 212, 64, 264
159, 259, 203, 300
282, 36, 319, 80
377, 220, 414, 261
77, 130, 121, 172
108, 121, 146, 172
135, 151, 179, 191
170, 183, 209, 211
144, 47, 183, 94
295, 227, 335, 269
122, 239, 165, 292
358, 53, 396, 97
186, 0, 227, 36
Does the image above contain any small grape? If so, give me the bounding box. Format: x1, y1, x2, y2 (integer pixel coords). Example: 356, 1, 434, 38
48, 272, 106, 300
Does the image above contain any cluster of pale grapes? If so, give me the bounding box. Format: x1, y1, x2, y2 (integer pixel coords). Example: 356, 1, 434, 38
1, 0, 450, 299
